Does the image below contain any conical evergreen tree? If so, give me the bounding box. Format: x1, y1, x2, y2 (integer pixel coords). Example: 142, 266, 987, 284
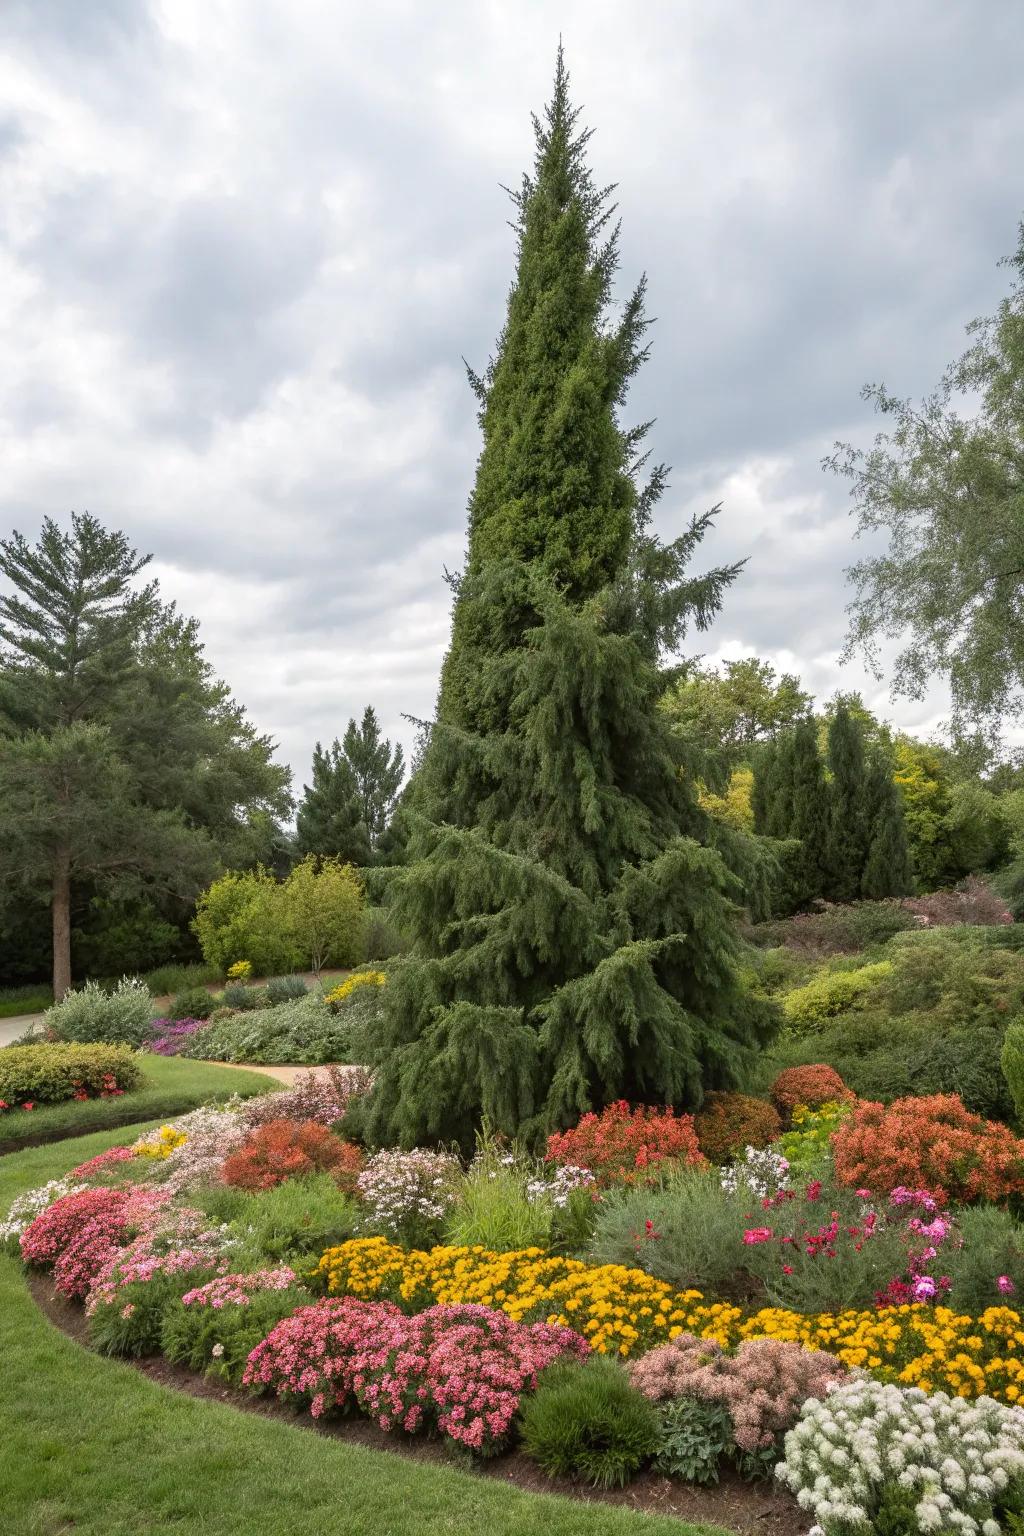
861, 752, 913, 898
295, 741, 371, 865
363, 54, 775, 1151
763, 732, 796, 841
341, 706, 405, 853
825, 703, 870, 902
789, 718, 829, 900
750, 741, 775, 835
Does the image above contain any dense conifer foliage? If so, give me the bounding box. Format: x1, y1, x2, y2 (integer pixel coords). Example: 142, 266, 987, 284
363, 54, 775, 1150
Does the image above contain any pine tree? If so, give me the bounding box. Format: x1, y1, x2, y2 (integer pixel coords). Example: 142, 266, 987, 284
825, 703, 870, 902
363, 53, 774, 1151
341, 707, 405, 851
294, 741, 371, 866
0, 513, 291, 997
861, 752, 913, 898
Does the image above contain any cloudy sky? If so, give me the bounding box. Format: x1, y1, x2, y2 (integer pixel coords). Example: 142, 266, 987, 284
2, 0, 1023, 796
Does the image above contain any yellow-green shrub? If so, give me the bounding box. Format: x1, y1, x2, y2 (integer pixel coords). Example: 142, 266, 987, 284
0, 1043, 145, 1106
782, 962, 891, 1035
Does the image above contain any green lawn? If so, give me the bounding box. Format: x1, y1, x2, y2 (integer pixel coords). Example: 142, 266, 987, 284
0, 1127, 725, 1536
0, 1056, 274, 1154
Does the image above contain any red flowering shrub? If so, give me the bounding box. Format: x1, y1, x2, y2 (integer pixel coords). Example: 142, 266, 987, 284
545, 1101, 707, 1188
770, 1065, 855, 1123
694, 1093, 780, 1163
832, 1094, 1024, 1206
244, 1296, 588, 1451
221, 1119, 364, 1193
20, 1186, 136, 1300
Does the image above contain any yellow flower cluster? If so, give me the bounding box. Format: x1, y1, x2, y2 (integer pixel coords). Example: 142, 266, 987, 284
313, 1239, 1024, 1400
325, 971, 387, 1005
226, 960, 252, 981
132, 1125, 188, 1160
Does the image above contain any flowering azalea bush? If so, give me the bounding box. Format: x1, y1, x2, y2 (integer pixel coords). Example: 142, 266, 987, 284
770, 1065, 854, 1123
245, 1295, 588, 1451
70, 1146, 136, 1179
694, 1093, 781, 1163
777, 1378, 1024, 1534
221, 1119, 364, 1193
546, 1101, 707, 1189
832, 1093, 1024, 1205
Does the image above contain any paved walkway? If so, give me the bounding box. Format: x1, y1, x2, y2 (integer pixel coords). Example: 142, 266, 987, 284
199, 1061, 347, 1086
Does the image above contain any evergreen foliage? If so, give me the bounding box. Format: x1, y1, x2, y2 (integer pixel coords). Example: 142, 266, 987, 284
363, 53, 775, 1151
0, 513, 291, 998
789, 718, 830, 902
825, 703, 871, 903
295, 707, 404, 864
861, 752, 914, 898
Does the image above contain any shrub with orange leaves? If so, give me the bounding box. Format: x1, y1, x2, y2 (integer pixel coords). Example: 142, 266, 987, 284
694, 1092, 780, 1163
832, 1093, 1024, 1206
770, 1065, 854, 1124
221, 1118, 364, 1193
545, 1101, 707, 1188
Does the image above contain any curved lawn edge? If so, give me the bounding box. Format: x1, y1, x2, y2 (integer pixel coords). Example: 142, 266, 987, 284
0, 1125, 729, 1536
0, 1057, 274, 1155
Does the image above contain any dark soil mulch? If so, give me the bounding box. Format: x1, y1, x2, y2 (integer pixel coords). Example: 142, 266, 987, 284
27, 1272, 807, 1535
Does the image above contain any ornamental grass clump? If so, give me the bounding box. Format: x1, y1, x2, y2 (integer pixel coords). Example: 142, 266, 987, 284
520, 1356, 661, 1489
776, 1378, 1024, 1535
832, 1093, 1024, 1205
546, 1101, 707, 1189
221, 1119, 363, 1193
630, 1333, 844, 1469
355, 1148, 462, 1247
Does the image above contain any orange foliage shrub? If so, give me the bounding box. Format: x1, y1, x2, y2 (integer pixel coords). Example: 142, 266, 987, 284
545, 1100, 707, 1188
832, 1093, 1024, 1205
770, 1065, 854, 1123
222, 1118, 365, 1193
694, 1092, 781, 1163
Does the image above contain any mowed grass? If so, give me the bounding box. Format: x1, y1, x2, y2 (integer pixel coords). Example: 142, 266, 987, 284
0, 1056, 274, 1154
0, 1128, 726, 1536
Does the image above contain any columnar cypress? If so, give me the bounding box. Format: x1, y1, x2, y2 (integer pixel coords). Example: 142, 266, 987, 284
363, 54, 775, 1150
789, 718, 829, 900
825, 703, 870, 903
861, 752, 913, 898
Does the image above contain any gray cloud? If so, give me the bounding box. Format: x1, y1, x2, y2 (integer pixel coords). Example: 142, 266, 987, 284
1, 0, 1023, 788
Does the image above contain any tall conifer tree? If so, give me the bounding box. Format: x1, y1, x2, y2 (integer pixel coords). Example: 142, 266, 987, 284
825, 703, 870, 902
861, 752, 913, 898
364, 54, 774, 1150
789, 718, 829, 900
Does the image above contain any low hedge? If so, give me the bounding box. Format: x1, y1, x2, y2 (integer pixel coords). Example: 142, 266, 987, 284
0, 1043, 145, 1108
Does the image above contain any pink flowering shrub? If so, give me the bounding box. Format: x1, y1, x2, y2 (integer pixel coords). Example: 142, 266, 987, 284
180, 1269, 298, 1308
243, 1066, 373, 1129
19, 1185, 155, 1299
244, 1297, 589, 1452
629, 1333, 844, 1456
69, 1145, 136, 1180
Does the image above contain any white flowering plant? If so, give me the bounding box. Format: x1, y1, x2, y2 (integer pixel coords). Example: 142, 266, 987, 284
0, 1177, 88, 1249
777, 1376, 1024, 1534
356, 1148, 462, 1247
719, 1144, 791, 1201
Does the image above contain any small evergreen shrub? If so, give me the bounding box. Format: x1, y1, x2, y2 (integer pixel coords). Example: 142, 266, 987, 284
0, 1043, 143, 1106
693, 1092, 780, 1163
1003, 1019, 1024, 1123
183, 994, 351, 1064
44, 977, 153, 1047
546, 1101, 707, 1189
782, 962, 891, 1034
265, 975, 309, 1006
520, 1358, 660, 1489
770, 1064, 854, 1122
833, 1093, 1024, 1204
170, 985, 215, 1022
221, 983, 260, 1011
586, 1171, 746, 1295
941, 1205, 1024, 1311
221, 1120, 364, 1193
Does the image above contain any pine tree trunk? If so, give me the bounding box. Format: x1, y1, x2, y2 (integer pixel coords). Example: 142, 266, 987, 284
52, 847, 72, 1002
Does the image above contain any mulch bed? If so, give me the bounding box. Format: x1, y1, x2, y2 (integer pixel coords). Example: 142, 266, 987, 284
27, 1272, 807, 1535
